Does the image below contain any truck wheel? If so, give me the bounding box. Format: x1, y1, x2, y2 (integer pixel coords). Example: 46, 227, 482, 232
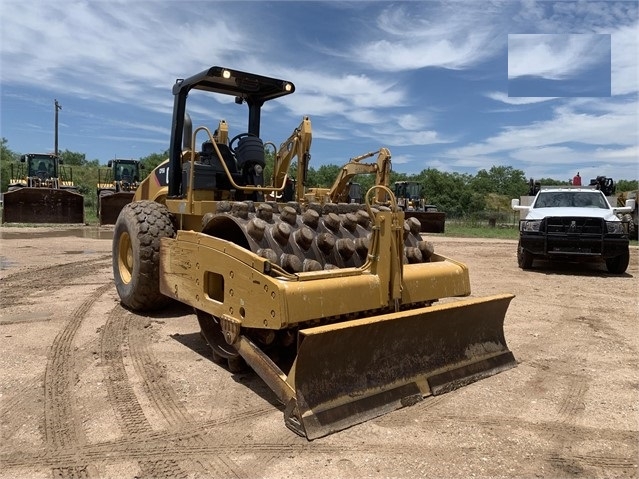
624, 214, 636, 240
605, 250, 629, 275
113, 200, 175, 311
517, 241, 533, 269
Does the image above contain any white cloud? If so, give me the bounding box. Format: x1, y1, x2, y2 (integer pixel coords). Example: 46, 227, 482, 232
447, 99, 638, 160
609, 22, 639, 95
348, 3, 505, 71
593, 145, 638, 160
508, 34, 610, 80
485, 91, 558, 105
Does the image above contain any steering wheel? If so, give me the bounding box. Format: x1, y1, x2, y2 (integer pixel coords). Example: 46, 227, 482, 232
229, 132, 257, 154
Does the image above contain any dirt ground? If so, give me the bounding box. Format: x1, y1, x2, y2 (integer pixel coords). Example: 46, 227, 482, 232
1, 226, 637, 479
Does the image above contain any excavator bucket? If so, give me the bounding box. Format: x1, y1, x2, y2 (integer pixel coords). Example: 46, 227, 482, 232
282, 294, 515, 439
99, 192, 135, 225
1, 187, 84, 224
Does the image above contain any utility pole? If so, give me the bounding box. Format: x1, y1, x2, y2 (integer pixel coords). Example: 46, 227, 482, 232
54, 99, 62, 156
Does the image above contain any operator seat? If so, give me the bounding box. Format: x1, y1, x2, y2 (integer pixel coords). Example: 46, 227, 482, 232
235, 135, 266, 201
200, 140, 238, 174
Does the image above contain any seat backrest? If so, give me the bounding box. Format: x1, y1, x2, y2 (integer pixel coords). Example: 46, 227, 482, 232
236, 136, 265, 169
216, 143, 238, 174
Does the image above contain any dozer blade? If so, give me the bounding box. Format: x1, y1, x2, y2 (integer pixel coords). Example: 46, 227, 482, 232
283, 293, 515, 440
404, 211, 446, 233
99, 192, 135, 225
1, 187, 84, 224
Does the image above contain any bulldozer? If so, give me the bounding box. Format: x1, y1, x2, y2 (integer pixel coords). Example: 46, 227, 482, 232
2, 153, 84, 224
393, 180, 446, 233
112, 66, 516, 440
97, 158, 143, 225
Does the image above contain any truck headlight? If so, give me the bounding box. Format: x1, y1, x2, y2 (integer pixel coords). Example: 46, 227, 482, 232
606, 221, 624, 234
521, 220, 541, 232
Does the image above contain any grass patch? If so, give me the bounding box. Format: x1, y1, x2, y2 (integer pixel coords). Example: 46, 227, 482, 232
438, 221, 520, 240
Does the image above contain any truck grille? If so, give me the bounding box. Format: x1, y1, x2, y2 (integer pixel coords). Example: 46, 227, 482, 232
543, 217, 603, 235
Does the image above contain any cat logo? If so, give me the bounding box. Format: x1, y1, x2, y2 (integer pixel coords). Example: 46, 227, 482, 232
569, 220, 577, 232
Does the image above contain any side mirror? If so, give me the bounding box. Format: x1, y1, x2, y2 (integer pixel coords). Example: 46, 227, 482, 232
20, 155, 26, 163
613, 199, 635, 215
511, 198, 530, 212
107, 160, 113, 167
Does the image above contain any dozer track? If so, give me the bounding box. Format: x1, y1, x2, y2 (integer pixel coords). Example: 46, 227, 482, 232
2, 187, 84, 224
157, 196, 516, 440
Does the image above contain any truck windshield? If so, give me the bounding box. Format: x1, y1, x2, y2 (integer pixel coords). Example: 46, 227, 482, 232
534, 192, 608, 209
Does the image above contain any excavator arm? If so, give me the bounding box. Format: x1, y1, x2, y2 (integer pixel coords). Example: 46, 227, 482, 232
328, 148, 392, 204
272, 116, 312, 201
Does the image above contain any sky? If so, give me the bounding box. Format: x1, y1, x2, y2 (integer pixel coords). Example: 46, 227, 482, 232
1, 0, 637, 183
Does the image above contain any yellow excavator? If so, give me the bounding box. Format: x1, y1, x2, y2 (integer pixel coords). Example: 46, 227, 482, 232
112, 66, 516, 440
305, 148, 392, 205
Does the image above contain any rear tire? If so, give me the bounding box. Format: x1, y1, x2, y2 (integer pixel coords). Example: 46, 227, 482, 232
517, 241, 533, 269
112, 200, 175, 311
624, 214, 636, 240
605, 250, 629, 275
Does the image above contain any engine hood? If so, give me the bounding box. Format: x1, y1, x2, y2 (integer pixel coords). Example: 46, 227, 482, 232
524, 207, 620, 222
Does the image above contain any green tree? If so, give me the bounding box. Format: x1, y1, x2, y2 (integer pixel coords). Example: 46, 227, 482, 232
139, 150, 169, 176
59, 149, 88, 166
534, 177, 570, 187
415, 168, 486, 218
1, 138, 20, 192
313, 164, 342, 188
471, 165, 528, 198
616, 179, 638, 192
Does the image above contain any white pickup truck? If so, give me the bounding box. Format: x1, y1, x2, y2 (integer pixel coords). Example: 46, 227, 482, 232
512, 188, 635, 274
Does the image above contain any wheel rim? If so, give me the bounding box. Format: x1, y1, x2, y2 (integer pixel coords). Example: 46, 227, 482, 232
117, 231, 133, 284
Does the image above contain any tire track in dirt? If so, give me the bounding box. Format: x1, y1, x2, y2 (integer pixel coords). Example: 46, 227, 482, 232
101, 305, 190, 479
0, 378, 42, 444
127, 314, 193, 427
44, 282, 112, 479
518, 358, 620, 477
0, 415, 638, 477
4, 420, 636, 470
119, 306, 254, 477
0, 256, 111, 307
547, 374, 591, 476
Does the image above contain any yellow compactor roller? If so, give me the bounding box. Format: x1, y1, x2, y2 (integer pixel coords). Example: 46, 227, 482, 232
112, 66, 516, 440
